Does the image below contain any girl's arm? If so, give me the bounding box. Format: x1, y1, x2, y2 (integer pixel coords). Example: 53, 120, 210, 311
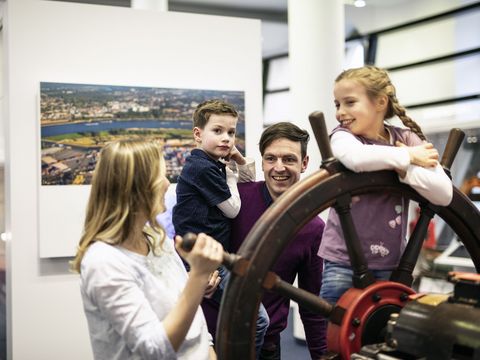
331, 131, 411, 172
395, 140, 452, 206
331, 131, 452, 206
398, 163, 452, 206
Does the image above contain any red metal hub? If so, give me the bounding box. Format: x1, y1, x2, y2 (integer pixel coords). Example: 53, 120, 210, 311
327, 281, 415, 360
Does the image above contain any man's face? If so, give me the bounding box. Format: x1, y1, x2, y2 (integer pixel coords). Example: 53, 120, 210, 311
262, 138, 308, 201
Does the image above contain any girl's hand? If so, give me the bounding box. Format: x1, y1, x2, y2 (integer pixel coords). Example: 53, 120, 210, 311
175, 233, 223, 277
204, 270, 221, 298
224, 146, 246, 165
396, 141, 439, 168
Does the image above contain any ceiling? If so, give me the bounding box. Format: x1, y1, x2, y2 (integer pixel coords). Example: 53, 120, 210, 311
49, 0, 437, 58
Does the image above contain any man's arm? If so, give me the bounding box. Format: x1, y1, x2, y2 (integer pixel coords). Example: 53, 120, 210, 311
236, 157, 255, 183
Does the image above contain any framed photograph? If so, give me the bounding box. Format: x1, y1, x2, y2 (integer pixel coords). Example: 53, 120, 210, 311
40, 82, 245, 184
38, 82, 245, 258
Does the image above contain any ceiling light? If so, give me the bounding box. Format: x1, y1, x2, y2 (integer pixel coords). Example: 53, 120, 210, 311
354, 0, 366, 7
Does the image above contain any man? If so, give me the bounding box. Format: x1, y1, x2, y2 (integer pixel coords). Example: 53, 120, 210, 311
230, 122, 326, 359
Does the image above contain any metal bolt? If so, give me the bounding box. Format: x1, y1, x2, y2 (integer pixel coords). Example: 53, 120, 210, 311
351, 317, 361, 327
399, 292, 409, 301
389, 313, 399, 321
372, 293, 381, 302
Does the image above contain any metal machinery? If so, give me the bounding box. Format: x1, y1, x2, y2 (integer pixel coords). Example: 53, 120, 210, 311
183, 112, 480, 359
345, 271, 480, 359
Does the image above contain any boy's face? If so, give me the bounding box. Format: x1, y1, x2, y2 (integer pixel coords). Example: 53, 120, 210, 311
193, 114, 238, 161
261, 138, 308, 201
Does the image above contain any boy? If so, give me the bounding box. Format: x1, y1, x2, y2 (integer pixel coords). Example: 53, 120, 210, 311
172, 99, 269, 356
173, 99, 252, 248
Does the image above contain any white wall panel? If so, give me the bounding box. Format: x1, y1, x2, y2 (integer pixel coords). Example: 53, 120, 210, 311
3, 0, 262, 358
390, 55, 480, 105
376, 19, 456, 68
407, 99, 480, 133
266, 56, 290, 91
264, 91, 292, 125
376, 11, 480, 69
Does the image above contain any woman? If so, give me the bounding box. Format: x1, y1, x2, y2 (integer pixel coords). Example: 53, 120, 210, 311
71, 140, 223, 359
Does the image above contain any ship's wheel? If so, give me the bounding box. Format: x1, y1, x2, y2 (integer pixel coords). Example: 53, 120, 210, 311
214, 112, 480, 360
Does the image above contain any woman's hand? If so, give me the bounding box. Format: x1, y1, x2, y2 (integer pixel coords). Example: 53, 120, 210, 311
396, 141, 439, 168
204, 270, 221, 298
175, 233, 223, 278
209, 345, 217, 360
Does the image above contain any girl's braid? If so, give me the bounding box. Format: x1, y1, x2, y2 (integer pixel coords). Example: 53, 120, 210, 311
387, 87, 426, 141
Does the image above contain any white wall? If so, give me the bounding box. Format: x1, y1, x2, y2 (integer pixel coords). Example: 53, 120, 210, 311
2, 0, 262, 358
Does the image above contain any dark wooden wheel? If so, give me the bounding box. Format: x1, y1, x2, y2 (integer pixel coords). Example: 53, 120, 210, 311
216, 168, 480, 359
216, 114, 480, 360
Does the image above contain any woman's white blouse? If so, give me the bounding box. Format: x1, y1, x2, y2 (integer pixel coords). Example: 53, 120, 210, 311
80, 239, 211, 360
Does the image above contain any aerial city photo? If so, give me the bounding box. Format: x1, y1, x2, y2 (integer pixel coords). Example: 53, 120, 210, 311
40, 82, 245, 185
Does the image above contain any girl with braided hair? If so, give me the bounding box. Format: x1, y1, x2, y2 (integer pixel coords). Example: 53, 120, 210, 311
318, 66, 453, 304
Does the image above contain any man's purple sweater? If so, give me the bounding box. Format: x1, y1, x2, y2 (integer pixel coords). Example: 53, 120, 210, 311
230, 181, 327, 357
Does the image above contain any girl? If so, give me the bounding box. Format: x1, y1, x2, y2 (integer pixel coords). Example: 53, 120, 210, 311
71, 140, 223, 360
319, 66, 453, 304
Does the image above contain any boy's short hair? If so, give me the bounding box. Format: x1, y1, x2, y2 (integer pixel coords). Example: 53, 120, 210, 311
259, 122, 310, 159
193, 99, 238, 128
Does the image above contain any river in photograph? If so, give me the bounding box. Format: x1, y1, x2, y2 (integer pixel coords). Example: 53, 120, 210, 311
41, 119, 245, 137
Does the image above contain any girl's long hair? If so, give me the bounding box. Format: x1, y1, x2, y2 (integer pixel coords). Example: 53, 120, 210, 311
336, 65, 426, 141
70, 140, 168, 273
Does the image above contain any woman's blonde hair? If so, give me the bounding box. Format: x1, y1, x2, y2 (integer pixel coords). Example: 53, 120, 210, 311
70, 140, 168, 273
336, 65, 426, 141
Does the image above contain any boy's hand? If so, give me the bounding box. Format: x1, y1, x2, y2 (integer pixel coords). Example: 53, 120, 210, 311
396, 141, 439, 168
224, 146, 246, 165
204, 270, 221, 298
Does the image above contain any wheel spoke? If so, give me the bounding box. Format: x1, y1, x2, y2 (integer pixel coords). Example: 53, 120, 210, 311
263, 272, 334, 317
334, 193, 375, 289
390, 203, 437, 286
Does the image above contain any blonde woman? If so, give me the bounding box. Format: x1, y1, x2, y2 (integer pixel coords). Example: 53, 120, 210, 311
71, 140, 222, 360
